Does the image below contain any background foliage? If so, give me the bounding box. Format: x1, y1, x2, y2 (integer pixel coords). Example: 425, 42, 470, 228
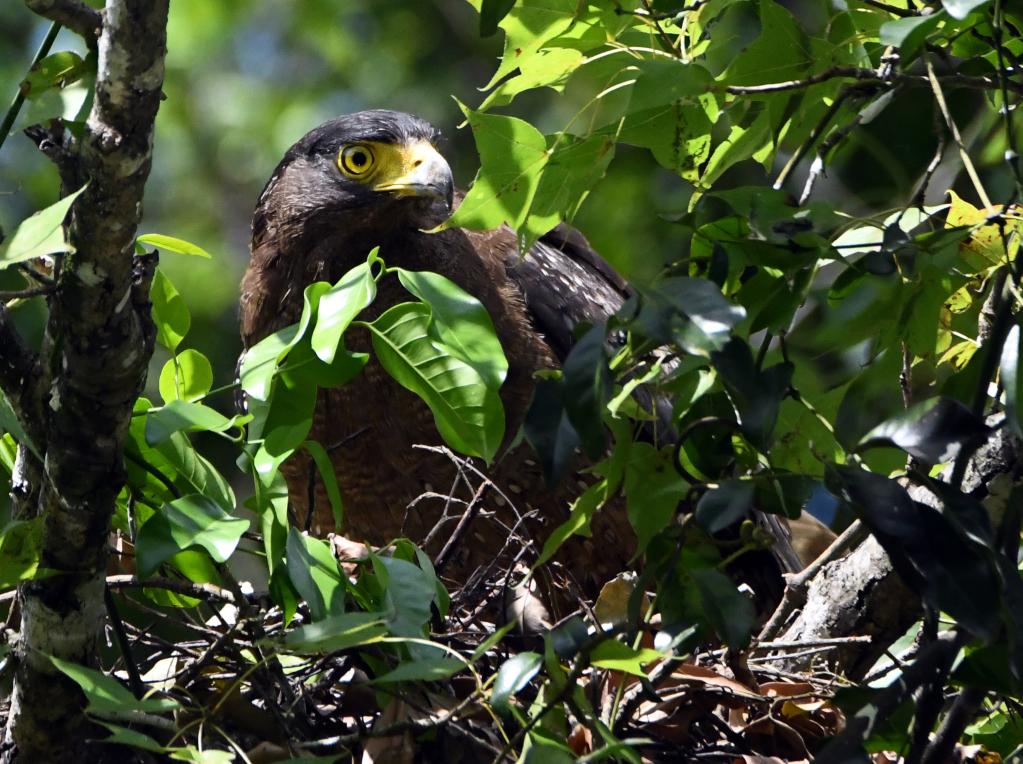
2, 0, 1023, 761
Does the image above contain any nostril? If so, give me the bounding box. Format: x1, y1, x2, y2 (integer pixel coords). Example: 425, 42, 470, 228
413, 159, 423, 167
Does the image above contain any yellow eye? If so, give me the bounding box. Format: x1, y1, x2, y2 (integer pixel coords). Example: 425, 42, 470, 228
339, 144, 375, 177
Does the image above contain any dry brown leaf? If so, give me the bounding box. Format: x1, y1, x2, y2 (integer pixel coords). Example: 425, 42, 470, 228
330, 533, 370, 576
567, 724, 593, 756
362, 699, 415, 764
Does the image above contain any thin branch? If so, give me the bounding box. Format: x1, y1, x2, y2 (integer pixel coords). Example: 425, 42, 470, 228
0, 21, 60, 156
924, 55, 993, 209
0, 284, 57, 303
724, 66, 1023, 96
106, 575, 240, 605
24, 0, 102, 43
858, 0, 917, 16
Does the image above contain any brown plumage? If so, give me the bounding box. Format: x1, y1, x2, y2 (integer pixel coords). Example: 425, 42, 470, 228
239, 110, 637, 603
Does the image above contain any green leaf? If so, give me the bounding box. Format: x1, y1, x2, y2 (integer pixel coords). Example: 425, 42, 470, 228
311, 260, 377, 363
534, 479, 606, 569
590, 640, 663, 676
97, 723, 167, 754
372, 657, 464, 683
158, 349, 213, 403
240, 281, 331, 401
0, 391, 40, 458
941, 0, 988, 19
690, 568, 755, 649
879, 12, 944, 53
443, 104, 549, 236
136, 233, 212, 258
51, 657, 180, 715
491, 652, 542, 712
0, 184, 87, 268
0, 519, 51, 589
857, 397, 990, 464
285, 528, 347, 621
283, 611, 388, 653
20, 51, 87, 99
145, 400, 242, 446
151, 269, 190, 351
395, 268, 508, 388
624, 443, 686, 552
695, 480, 754, 534
377, 556, 437, 637
562, 323, 611, 459
365, 301, 505, 462
302, 440, 344, 528
478, 0, 584, 90
1001, 324, 1023, 440
135, 494, 248, 578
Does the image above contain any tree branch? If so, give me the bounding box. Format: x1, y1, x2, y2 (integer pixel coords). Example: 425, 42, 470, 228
24, 0, 102, 43
723, 66, 1023, 96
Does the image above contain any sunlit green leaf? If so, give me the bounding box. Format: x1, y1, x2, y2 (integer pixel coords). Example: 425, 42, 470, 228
395, 268, 508, 387
145, 399, 244, 445
0, 184, 87, 268
311, 260, 377, 363
136, 233, 212, 258
135, 494, 248, 578
285, 528, 347, 621
51, 657, 180, 715
365, 301, 505, 461
158, 349, 213, 403
491, 652, 542, 712
20, 51, 87, 99
283, 611, 388, 653
151, 268, 190, 352
590, 640, 663, 676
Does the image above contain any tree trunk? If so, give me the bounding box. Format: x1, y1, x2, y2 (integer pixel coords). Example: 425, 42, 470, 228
1, 1, 168, 759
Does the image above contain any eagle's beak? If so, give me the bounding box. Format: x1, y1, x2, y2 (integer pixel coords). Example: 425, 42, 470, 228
373, 141, 454, 210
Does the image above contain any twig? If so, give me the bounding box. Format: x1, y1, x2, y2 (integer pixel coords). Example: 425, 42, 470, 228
0, 21, 60, 156
724, 66, 1023, 96
434, 481, 488, 574
0, 284, 57, 303
774, 90, 851, 190
104, 585, 145, 698
106, 575, 240, 604
920, 686, 986, 764
24, 0, 102, 43
858, 0, 917, 16
925, 55, 993, 209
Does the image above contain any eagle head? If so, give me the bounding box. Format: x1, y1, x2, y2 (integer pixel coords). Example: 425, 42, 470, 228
254, 110, 455, 250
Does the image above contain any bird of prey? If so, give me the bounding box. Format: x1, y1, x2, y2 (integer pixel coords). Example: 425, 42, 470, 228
239, 110, 641, 600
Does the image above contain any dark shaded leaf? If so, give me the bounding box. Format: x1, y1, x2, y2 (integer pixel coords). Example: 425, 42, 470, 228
562, 323, 611, 458
135, 494, 248, 579
691, 568, 754, 649
712, 338, 792, 451
480, 0, 516, 36
524, 377, 581, 486
696, 480, 754, 534
858, 397, 991, 464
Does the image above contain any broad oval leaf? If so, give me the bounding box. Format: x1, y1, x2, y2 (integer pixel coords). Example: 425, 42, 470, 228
0, 184, 87, 268
136, 233, 212, 258
145, 399, 242, 446
239, 281, 330, 401
695, 479, 754, 535
857, 397, 990, 464
151, 269, 190, 352
590, 641, 664, 676
51, 657, 180, 715
285, 528, 347, 622
441, 104, 549, 234
283, 611, 388, 653
135, 494, 248, 579
372, 657, 464, 684
491, 652, 542, 712
311, 260, 378, 363
366, 301, 505, 461
158, 349, 213, 403
395, 268, 508, 388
